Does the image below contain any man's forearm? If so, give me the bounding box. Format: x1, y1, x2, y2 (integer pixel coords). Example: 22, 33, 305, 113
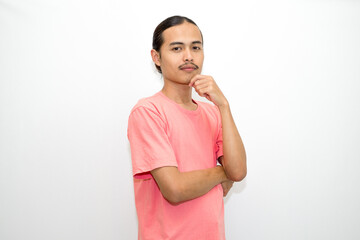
188, 75, 247, 181
151, 166, 228, 204
218, 103, 247, 181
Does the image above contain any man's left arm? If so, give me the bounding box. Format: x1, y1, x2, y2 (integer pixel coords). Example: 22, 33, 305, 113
190, 75, 247, 182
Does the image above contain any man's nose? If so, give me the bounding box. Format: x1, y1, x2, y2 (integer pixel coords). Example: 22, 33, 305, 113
183, 48, 193, 62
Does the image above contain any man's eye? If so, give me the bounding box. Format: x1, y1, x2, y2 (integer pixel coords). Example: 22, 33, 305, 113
193, 46, 201, 50
172, 47, 181, 51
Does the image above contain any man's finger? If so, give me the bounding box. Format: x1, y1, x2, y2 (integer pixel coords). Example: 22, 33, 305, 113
189, 74, 206, 87
193, 83, 209, 91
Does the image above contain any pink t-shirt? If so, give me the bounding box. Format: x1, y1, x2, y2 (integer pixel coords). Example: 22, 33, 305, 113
127, 91, 225, 240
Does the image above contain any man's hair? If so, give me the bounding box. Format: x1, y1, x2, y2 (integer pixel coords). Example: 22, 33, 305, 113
152, 15, 202, 73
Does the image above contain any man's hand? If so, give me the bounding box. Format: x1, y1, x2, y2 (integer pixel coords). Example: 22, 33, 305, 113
221, 180, 234, 197
190, 75, 247, 183
189, 75, 228, 107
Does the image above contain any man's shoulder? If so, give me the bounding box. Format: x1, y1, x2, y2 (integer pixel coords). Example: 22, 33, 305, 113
130, 92, 163, 115
197, 100, 219, 114
196, 101, 222, 126
197, 100, 216, 109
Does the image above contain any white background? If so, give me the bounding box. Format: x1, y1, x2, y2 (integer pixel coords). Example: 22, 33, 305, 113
1, 0, 360, 239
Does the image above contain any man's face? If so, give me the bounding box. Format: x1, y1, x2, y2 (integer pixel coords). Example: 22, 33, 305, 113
154, 22, 204, 85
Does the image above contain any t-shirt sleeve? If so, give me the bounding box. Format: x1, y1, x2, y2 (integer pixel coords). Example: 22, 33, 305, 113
127, 106, 178, 179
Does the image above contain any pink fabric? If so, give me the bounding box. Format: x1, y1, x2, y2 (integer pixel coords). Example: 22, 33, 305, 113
127, 91, 224, 240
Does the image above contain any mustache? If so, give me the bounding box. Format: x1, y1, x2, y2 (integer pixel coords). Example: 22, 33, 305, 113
178, 62, 199, 70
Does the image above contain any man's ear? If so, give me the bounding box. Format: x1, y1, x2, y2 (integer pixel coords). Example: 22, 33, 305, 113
151, 49, 161, 67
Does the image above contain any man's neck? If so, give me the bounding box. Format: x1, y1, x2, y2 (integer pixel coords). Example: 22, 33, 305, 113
161, 80, 197, 110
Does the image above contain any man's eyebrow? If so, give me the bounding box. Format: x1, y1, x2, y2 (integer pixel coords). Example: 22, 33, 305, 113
169, 41, 203, 46
169, 42, 184, 46
192, 41, 202, 45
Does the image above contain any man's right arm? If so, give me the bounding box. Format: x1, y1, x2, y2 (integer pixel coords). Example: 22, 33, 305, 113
129, 107, 230, 204
151, 166, 228, 204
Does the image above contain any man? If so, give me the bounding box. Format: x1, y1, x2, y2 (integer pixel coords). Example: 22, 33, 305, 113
127, 16, 246, 240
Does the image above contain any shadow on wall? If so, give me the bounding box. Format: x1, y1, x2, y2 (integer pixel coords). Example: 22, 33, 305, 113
224, 178, 247, 205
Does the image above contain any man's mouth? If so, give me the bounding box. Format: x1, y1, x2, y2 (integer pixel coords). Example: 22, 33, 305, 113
179, 63, 199, 71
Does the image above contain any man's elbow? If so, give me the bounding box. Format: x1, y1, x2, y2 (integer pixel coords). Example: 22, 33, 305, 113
164, 193, 182, 205
161, 184, 185, 205
227, 168, 247, 182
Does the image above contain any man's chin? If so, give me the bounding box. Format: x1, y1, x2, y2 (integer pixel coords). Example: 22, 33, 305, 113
164, 70, 201, 85
184, 70, 200, 83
